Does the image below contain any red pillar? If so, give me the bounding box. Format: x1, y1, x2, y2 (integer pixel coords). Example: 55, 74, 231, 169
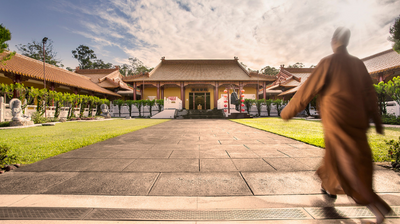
161, 85, 164, 99
133, 82, 137, 100
239, 83, 243, 113
157, 82, 160, 100
140, 85, 144, 100
256, 84, 259, 100
214, 81, 219, 109
13, 75, 21, 98
180, 82, 185, 109
50, 83, 55, 106
263, 82, 266, 100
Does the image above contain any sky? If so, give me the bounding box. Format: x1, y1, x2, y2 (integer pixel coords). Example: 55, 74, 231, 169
1, 0, 400, 71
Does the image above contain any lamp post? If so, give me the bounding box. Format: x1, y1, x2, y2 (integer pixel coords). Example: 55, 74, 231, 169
42, 37, 48, 117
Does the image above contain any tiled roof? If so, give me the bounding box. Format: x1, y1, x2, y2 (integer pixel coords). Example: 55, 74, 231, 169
123, 59, 276, 82
77, 69, 132, 91
0, 52, 120, 96
82, 74, 105, 84
98, 79, 119, 88
279, 73, 311, 96
362, 49, 400, 74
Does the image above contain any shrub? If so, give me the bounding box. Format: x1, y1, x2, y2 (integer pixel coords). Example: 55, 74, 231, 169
381, 114, 400, 125
386, 136, 400, 162
0, 121, 10, 127
273, 99, 286, 117
48, 118, 59, 122
0, 144, 18, 169
31, 112, 48, 124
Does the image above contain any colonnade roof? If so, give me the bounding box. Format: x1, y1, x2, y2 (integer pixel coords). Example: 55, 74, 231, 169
123, 59, 276, 82
362, 49, 400, 75
0, 52, 120, 97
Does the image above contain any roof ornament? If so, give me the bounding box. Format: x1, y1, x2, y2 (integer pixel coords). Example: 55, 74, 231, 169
161, 56, 165, 61
234, 56, 239, 60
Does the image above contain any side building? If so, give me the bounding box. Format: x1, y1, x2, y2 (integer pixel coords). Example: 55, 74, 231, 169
265, 66, 314, 99
362, 49, 400, 83
122, 57, 276, 110
0, 52, 120, 99
74, 66, 138, 100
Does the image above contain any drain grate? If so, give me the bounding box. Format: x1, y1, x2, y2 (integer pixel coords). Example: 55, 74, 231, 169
0, 207, 91, 220
305, 206, 400, 219
0, 206, 398, 221
87, 208, 311, 220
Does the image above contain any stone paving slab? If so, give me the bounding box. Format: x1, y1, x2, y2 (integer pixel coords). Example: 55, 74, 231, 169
263, 158, 313, 171
252, 150, 288, 157
44, 172, 158, 195
170, 150, 200, 158
0, 172, 78, 194
231, 159, 276, 172
122, 158, 199, 172
226, 149, 260, 158
199, 150, 230, 158
241, 171, 322, 195
102, 144, 155, 150
200, 159, 238, 172
14, 158, 71, 172
149, 172, 253, 196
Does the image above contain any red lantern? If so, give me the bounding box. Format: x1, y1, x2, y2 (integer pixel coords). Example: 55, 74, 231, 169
241, 104, 245, 107
224, 95, 228, 98
224, 104, 227, 107
224, 89, 227, 93
241, 109, 245, 112
241, 94, 245, 98
241, 89, 245, 93
241, 99, 244, 102
224, 100, 227, 103
224, 109, 227, 112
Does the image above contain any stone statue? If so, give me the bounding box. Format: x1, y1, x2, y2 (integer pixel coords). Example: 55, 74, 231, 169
9, 98, 34, 126
10, 99, 23, 121
100, 104, 111, 118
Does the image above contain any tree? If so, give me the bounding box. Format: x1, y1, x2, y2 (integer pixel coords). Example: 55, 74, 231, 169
273, 99, 286, 117
389, 15, 400, 53
120, 57, 153, 76
287, 62, 305, 68
72, 45, 97, 69
265, 99, 273, 116
92, 59, 113, 69
385, 76, 400, 106
72, 45, 114, 69
260, 66, 279, 76
374, 81, 387, 115
244, 99, 254, 114
0, 24, 15, 62
256, 99, 264, 116
16, 39, 63, 67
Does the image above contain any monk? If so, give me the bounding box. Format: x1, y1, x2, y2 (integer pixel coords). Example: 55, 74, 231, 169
280, 27, 392, 224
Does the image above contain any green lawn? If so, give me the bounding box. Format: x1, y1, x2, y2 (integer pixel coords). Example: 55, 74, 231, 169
232, 118, 400, 162
0, 118, 169, 164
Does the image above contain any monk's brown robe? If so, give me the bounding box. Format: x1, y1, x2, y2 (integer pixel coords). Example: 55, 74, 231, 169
281, 47, 385, 205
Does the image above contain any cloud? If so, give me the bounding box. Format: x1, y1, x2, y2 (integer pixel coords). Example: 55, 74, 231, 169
62, 0, 400, 69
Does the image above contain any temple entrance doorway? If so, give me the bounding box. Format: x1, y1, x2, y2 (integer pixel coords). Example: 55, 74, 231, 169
189, 92, 210, 110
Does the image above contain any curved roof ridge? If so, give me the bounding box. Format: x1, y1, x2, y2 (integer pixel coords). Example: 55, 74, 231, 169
361, 49, 394, 61
14, 53, 89, 79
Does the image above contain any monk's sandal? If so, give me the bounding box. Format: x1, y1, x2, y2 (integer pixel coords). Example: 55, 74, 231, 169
321, 187, 337, 199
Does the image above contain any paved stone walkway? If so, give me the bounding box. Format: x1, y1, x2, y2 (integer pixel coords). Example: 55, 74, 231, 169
1, 119, 399, 223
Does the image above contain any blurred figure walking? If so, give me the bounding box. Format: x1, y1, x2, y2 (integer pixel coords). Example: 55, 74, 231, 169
281, 27, 392, 224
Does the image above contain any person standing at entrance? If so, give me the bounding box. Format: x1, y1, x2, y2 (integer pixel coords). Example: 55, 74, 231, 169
281, 27, 392, 224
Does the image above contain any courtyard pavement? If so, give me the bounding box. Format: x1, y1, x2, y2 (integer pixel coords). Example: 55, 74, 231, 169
0, 119, 399, 223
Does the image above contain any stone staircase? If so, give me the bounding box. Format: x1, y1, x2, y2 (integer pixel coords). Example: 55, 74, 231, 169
182, 109, 225, 119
